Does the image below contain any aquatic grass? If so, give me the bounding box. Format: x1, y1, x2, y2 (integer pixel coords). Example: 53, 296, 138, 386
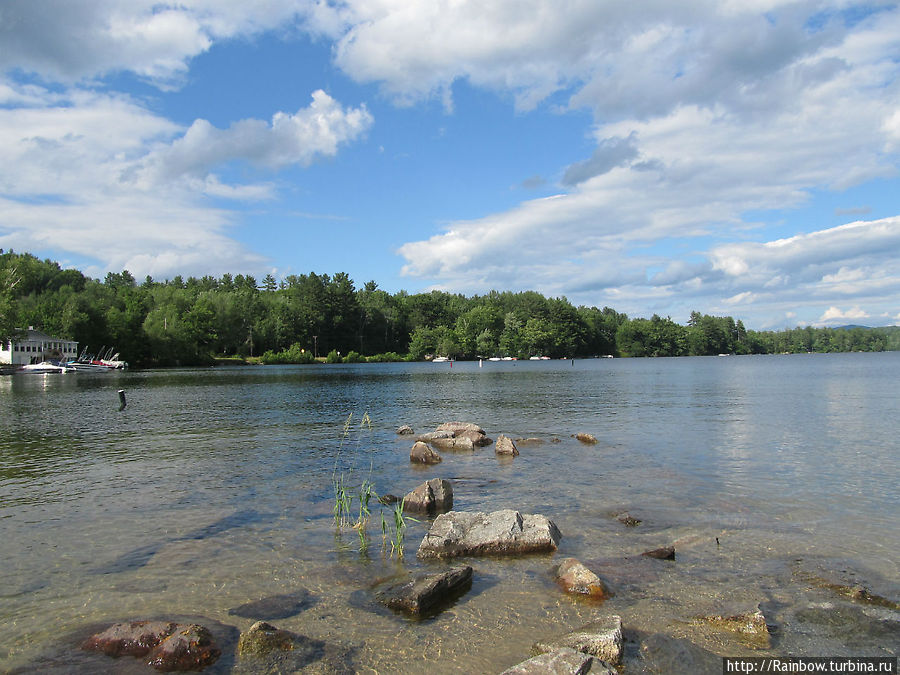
331, 411, 407, 558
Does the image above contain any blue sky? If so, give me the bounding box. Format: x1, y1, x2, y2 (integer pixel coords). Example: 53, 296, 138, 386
1, 1, 898, 329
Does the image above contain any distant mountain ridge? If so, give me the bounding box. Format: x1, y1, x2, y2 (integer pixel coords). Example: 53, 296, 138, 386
836, 324, 899, 331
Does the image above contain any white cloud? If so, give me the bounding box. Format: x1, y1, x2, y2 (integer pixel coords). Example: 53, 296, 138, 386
0, 1, 311, 86
818, 306, 870, 324
0, 85, 372, 279
137, 90, 372, 187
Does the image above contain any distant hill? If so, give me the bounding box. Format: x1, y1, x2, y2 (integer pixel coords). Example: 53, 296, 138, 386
836, 325, 899, 331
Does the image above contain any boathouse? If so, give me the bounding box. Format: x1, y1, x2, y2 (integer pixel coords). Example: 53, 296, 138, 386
0, 327, 79, 365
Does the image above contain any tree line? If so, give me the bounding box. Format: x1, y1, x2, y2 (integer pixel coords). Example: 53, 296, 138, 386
1, 250, 897, 367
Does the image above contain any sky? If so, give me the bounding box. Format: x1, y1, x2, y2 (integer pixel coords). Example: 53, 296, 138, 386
1, 1, 899, 330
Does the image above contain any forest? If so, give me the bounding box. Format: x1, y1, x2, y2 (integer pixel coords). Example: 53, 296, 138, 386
1, 250, 897, 367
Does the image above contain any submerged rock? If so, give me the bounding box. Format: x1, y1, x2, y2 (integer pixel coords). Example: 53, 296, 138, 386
403, 478, 453, 514
228, 589, 315, 620
575, 433, 598, 444
418, 509, 561, 559
532, 615, 623, 665
642, 546, 675, 560
495, 435, 519, 456
396, 425, 415, 435
410, 441, 443, 464
695, 605, 771, 649
615, 512, 642, 527
501, 648, 616, 674
375, 565, 473, 616
81, 620, 178, 658
555, 558, 609, 599
82, 620, 222, 671
146, 624, 220, 672
235, 620, 355, 674
639, 633, 721, 674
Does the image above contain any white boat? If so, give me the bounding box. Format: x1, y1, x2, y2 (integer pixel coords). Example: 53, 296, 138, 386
431, 356, 451, 363
19, 361, 72, 374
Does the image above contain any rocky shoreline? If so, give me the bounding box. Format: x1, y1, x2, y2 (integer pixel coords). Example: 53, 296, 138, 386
20, 419, 899, 674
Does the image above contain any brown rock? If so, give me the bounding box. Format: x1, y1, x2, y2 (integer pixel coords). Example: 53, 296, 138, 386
642, 546, 675, 560
696, 606, 771, 648
410, 441, 442, 464
145, 624, 221, 672
237, 621, 298, 657
555, 558, 609, 599
495, 434, 519, 456
616, 512, 642, 527
82, 621, 178, 657
575, 433, 598, 444
396, 425, 414, 435
416, 430, 455, 442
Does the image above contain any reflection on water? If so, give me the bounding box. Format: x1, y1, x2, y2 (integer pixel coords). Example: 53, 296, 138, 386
1, 354, 898, 672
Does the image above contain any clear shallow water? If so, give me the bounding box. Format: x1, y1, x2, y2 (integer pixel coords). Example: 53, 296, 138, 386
0, 353, 898, 673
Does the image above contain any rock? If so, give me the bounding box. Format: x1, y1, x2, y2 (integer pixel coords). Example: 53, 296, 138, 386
418, 509, 561, 559
81, 620, 178, 657
417, 430, 455, 442
695, 605, 771, 648
639, 633, 721, 674
396, 425, 414, 435
456, 429, 493, 446
375, 565, 473, 616
238, 621, 300, 657
228, 589, 315, 620
235, 621, 355, 674
145, 624, 221, 672
532, 615, 623, 665
378, 493, 400, 505
616, 512, 641, 527
500, 647, 616, 674
437, 421, 485, 435
403, 478, 453, 514
495, 434, 519, 456
515, 438, 545, 445
410, 441, 443, 464
642, 546, 675, 560
555, 558, 609, 599
574, 433, 598, 444
430, 435, 476, 452
795, 562, 900, 610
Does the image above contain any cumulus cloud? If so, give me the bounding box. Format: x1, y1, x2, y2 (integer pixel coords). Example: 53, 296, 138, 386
137, 90, 372, 186
0, 83, 372, 279
0, 0, 310, 86
818, 306, 871, 324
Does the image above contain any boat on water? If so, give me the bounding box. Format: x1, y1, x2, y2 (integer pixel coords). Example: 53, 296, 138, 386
431, 356, 451, 363
64, 347, 128, 371
18, 360, 73, 374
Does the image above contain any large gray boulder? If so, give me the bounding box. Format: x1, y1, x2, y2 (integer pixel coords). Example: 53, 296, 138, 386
430, 435, 476, 452
500, 648, 616, 674
375, 565, 473, 616
417, 509, 561, 559
532, 615, 623, 665
403, 478, 453, 514
436, 421, 485, 435
417, 430, 455, 442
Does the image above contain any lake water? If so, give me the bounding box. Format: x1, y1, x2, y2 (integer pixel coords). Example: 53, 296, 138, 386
1, 353, 898, 673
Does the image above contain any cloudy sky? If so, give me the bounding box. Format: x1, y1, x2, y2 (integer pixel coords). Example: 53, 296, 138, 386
1, 1, 898, 329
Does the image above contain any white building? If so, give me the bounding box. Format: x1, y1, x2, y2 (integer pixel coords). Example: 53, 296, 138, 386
0, 327, 79, 365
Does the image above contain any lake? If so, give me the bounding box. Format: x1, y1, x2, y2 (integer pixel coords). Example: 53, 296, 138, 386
1, 353, 898, 673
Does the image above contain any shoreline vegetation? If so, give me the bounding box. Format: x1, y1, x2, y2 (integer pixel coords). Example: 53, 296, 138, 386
2, 249, 898, 368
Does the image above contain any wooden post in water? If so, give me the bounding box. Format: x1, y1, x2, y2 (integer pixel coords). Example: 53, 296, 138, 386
118, 389, 127, 411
